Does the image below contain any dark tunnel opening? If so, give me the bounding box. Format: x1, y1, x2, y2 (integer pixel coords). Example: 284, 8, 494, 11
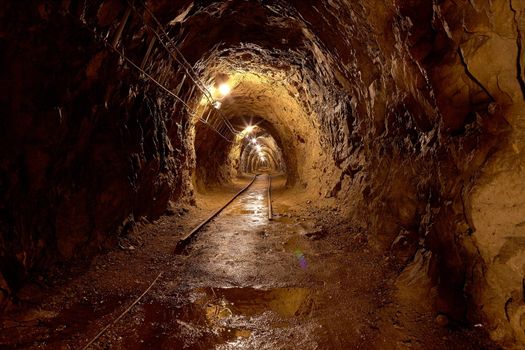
238, 130, 286, 175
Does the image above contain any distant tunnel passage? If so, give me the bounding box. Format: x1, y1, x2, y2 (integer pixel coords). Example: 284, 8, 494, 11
0, 1, 523, 349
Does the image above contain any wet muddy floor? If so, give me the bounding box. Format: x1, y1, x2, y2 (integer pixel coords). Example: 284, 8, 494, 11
0, 176, 498, 349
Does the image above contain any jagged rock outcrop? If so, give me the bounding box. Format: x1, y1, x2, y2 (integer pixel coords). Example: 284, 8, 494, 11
0, 1, 523, 347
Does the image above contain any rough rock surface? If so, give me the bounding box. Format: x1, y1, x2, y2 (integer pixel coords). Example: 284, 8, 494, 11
0, 0, 524, 348
0, 0, 194, 303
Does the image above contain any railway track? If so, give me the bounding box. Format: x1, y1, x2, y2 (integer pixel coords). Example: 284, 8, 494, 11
82, 173, 274, 349
267, 174, 273, 220
176, 173, 273, 252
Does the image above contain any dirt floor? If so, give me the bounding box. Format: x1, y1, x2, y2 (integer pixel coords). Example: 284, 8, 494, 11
0, 175, 499, 349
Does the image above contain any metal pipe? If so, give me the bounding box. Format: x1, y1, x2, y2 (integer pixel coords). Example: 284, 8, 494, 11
140, 35, 156, 69
127, 0, 240, 135
174, 73, 187, 96
81, 271, 163, 350
112, 6, 131, 48
71, 13, 234, 143
204, 108, 212, 123
197, 118, 232, 142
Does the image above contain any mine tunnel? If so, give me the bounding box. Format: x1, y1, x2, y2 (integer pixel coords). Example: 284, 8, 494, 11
1, 1, 524, 349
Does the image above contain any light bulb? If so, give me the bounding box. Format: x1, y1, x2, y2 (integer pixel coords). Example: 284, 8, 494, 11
218, 83, 231, 97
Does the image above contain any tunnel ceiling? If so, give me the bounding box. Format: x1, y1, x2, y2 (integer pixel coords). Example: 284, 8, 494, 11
1, 0, 525, 347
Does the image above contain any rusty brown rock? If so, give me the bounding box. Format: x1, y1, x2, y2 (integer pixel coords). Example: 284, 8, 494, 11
0, 1, 523, 348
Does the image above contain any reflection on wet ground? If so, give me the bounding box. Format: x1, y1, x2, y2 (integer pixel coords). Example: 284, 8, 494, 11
200, 287, 311, 318
1, 175, 321, 349
90, 286, 314, 350
87, 175, 321, 349
0, 175, 495, 349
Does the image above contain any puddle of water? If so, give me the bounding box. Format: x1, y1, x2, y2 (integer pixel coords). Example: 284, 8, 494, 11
238, 209, 255, 214
272, 215, 294, 224
198, 287, 310, 318
106, 299, 251, 350
98, 287, 310, 349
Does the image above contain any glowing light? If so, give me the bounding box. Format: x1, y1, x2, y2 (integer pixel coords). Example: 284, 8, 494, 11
218, 83, 231, 97
251, 138, 257, 144
244, 125, 254, 134
212, 101, 222, 109
255, 145, 262, 152
200, 81, 231, 105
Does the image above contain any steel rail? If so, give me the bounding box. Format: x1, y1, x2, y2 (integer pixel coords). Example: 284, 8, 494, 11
175, 175, 258, 252
82, 174, 272, 346
267, 174, 273, 220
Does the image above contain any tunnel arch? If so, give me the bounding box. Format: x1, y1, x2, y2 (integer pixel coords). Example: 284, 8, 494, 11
191, 66, 337, 192
240, 134, 285, 174
1, 1, 523, 347
239, 133, 285, 173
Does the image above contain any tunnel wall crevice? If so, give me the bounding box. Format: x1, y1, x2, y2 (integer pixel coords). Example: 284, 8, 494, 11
0, 2, 524, 348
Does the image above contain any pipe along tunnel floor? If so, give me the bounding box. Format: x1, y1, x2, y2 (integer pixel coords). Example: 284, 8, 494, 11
0, 176, 497, 349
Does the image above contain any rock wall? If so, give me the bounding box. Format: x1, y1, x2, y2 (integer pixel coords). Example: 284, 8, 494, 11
0, 1, 523, 347
174, 3, 523, 343
0, 1, 193, 305
448, 1, 525, 346
303, 0, 523, 345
